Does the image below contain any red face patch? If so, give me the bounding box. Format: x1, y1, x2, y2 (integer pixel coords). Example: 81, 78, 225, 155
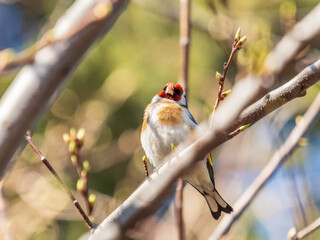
158, 83, 184, 102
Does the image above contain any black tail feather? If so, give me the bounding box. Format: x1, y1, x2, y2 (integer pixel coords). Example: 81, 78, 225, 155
203, 189, 233, 220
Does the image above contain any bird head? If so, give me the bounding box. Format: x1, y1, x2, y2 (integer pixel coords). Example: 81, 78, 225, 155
154, 83, 187, 106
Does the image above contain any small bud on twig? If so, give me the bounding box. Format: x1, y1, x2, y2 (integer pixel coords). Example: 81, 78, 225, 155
171, 143, 176, 151
298, 137, 308, 146
69, 141, 77, 155
239, 123, 251, 131
63, 133, 70, 143
216, 71, 224, 85
81, 170, 87, 178
221, 90, 232, 100
235, 36, 247, 49
234, 27, 241, 42
77, 179, 84, 192
76, 128, 85, 147
71, 155, 77, 165
83, 160, 90, 171
89, 194, 96, 206
287, 227, 297, 240
93, 2, 113, 20
70, 128, 77, 138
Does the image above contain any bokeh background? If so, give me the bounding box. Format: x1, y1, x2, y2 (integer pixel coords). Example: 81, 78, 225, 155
0, 0, 320, 239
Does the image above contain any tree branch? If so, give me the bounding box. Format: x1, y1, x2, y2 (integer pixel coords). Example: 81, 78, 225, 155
0, 0, 129, 178
209, 93, 320, 240
178, 0, 191, 93
289, 217, 320, 240
175, 0, 191, 239
89, 58, 320, 240
264, 3, 320, 76
25, 132, 95, 231
230, 58, 320, 131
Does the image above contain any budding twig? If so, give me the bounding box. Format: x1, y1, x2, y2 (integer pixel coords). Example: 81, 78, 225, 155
63, 128, 95, 217
213, 28, 247, 114
25, 131, 95, 231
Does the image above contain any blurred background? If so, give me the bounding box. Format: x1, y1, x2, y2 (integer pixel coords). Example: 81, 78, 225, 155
0, 0, 320, 239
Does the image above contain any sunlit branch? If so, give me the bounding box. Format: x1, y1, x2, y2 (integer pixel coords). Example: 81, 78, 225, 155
209, 93, 320, 240
0, 0, 129, 178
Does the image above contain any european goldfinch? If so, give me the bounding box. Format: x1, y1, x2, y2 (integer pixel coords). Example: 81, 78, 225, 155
141, 82, 233, 220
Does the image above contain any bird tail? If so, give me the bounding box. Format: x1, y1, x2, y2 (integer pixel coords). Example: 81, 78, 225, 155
203, 189, 233, 220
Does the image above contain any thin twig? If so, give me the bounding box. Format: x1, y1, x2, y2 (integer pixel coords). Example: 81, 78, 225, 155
178, 0, 191, 94
64, 128, 94, 216
25, 131, 95, 231
212, 29, 246, 114
209, 93, 320, 240
175, 178, 185, 240
176, 0, 190, 238
213, 49, 236, 112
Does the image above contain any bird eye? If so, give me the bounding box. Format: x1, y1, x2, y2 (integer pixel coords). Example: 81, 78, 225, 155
174, 88, 182, 95
163, 86, 167, 91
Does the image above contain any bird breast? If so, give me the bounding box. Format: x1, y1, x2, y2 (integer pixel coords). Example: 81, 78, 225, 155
141, 101, 193, 167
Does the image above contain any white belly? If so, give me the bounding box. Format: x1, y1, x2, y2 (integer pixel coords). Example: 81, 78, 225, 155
141, 120, 192, 167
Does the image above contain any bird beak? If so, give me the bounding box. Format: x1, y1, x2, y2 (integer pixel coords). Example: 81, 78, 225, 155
165, 84, 175, 96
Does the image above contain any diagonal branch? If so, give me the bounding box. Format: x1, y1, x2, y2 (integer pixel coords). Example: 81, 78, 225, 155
288, 217, 320, 240
209, 93, 320, 240
229, 59, 320, 132
0, 0, 129, 178
264, 3, 320, 76
89, 59, 320, 240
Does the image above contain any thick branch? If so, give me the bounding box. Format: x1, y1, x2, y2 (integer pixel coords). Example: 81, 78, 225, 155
0, 0, 129, 178
230, 59, 320, 131
89, 60, 320, 239
209, 93, 320, 240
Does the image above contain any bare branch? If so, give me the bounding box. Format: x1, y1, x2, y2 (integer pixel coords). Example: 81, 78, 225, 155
175, 178, 185, 240
288, 217, 320, 240
0, 0, 129, 178
25, 132, 95, 231
209, 93, 320, 240
230, 59, 320, 131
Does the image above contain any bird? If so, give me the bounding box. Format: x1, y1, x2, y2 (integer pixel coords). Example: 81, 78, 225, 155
140, 82, 233, 220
